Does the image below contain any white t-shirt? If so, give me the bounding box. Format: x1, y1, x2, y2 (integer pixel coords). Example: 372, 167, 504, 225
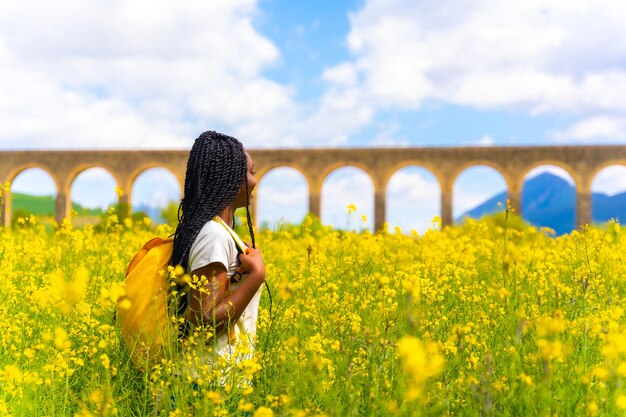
186, 218, 262, 361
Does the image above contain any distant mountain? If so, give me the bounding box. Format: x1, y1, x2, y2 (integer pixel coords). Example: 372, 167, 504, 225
459, 173, 626, 235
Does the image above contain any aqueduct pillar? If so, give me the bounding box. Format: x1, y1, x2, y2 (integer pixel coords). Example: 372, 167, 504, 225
308, 180, 322, 222
440, 180, 453, 227
55, 192, 71, 225
374, 189, 386, 232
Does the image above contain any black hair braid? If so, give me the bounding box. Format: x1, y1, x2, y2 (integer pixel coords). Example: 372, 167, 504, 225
244, 175, 256, 248
244, 173, 270, 318
170, 131, 251, 269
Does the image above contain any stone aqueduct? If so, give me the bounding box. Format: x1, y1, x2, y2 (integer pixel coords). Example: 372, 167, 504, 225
1, 146, 626, 231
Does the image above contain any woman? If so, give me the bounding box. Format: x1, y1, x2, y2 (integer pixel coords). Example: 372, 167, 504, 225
169, 131, 266, 377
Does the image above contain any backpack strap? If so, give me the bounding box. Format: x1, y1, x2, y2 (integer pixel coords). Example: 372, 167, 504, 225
212, 216, 249, 255
211, 216, 252, 344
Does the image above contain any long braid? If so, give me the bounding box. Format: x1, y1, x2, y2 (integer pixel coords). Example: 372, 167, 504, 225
170, 131, 248, 269
243, 174, 270, 317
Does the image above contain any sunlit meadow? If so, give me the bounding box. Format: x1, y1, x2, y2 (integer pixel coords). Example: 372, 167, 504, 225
1, 182, 626, 416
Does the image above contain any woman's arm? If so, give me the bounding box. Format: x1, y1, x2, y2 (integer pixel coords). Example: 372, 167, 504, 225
184, 247, 265, 332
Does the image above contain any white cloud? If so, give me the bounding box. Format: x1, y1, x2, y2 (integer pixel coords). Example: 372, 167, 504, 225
592, 165, 626, 196
478, 135, 495, 146
387, 170, 440, 203
323, 0, 626, 137
0, 0, 299, 149
323, 63, 358, 87
552, 116, 626, 142
368, 121, 411, 147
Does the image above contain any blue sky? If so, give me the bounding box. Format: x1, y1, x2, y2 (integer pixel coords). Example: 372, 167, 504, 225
2, 0, 626, 231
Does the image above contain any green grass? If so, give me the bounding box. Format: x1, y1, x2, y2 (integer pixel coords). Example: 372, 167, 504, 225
10, 192, 104, 216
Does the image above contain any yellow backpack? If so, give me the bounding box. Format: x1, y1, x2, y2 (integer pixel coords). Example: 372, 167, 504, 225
116, 216, 248, 370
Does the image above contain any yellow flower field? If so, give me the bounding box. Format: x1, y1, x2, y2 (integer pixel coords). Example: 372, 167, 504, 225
1, 204, 626, 416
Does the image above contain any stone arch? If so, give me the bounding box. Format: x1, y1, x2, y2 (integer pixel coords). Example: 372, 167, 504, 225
127, 163, 183, 208
7, 163, 60, 193
321, 165, 375, 231
4, 165, 59, 226
319, 161, 379, 191
587, 160, 626, 194
257, 163, 313, 195
131, 167, 182, 221
67, 166, 120, 222
382, 161, 444, 192
452, 164, 509, 222
65, 164, 122, 196
450, 161, 512, 192
519, 161, 579, 193
521, 164, 577, 234
590, 163, 626, 224
319, 162, 378, 230
256, 166, 309, 229
254, 163, 313, 230
385, 164, 441, 233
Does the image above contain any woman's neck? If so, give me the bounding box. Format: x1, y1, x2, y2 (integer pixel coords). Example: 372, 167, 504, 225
219, 206, 235, 226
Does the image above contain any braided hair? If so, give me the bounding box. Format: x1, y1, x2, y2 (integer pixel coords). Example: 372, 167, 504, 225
170, 130, 256, 269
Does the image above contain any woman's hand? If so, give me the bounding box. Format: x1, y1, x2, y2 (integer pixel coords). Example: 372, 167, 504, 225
238, 243, 265, 281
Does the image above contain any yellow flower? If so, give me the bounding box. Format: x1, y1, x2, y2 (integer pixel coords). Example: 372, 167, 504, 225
535, 312, 568, 337
100, 354, 110, 370
238, 399, 254, 412
49, 266, 89, 313
205, 391, 222, 405
2, 364, 22, 381
518, 373, 533, 386
536, 339, 566, 362
591, 366, 610, 381
397, 335, 444, 401
118, 298, 132, 311
430, 215, 442, 228
346, 203, 357, 214
617, 395, 626, 410
587, 401, 598, 415
252, 406, 274, 417
174, 265, 185, 276
89, 389, 104, 404
54, 328, 71, 351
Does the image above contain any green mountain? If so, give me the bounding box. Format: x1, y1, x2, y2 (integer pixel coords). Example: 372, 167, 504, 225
10, 192, 104, 216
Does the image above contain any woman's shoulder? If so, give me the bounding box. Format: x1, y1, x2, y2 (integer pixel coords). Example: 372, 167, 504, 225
196, 218, 233, 242
187, 219, 238, 273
